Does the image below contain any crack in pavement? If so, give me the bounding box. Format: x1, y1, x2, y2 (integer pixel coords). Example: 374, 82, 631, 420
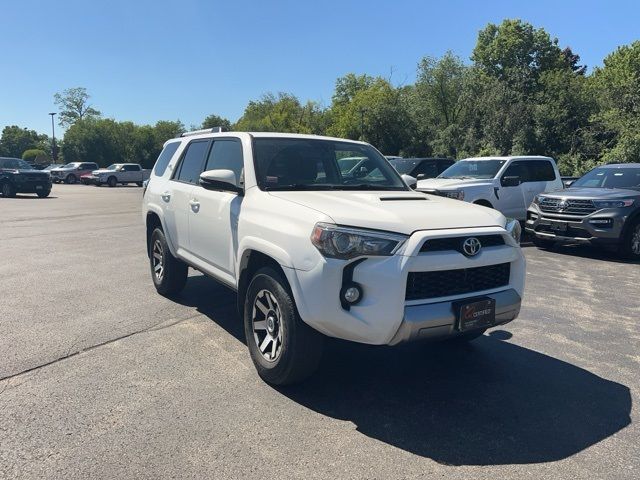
0, 312, 203, 387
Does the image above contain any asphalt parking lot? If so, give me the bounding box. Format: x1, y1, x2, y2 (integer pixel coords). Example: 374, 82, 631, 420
1, 184, 638, 479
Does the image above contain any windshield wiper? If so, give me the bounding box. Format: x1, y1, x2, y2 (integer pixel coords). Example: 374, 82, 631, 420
338, 184, 405, 191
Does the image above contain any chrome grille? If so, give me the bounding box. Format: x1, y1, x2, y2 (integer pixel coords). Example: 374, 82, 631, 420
539, 197, 596, 216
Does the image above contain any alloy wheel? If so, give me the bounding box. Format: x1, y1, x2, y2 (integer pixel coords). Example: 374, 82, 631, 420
252, 289, 283, 362
632, 224, 640, 256
152, 239, 164, 281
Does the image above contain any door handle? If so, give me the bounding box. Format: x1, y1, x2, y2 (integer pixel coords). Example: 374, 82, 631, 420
189, 199, 200, 212
161, 191, 171, 202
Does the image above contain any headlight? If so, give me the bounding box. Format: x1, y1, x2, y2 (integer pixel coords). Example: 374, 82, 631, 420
593, 199, 634, 209
441, 189, 465, 200
505, 218, 522, 244
310, 223, 407, 260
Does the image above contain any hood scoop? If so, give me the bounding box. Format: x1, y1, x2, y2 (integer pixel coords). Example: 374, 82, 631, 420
379, 196, 427, 201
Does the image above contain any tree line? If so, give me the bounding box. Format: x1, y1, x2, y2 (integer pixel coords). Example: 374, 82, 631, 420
1, 19, 638, 175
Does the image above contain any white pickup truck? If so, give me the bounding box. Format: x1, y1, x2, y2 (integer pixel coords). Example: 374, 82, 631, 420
87, 163, 151, 187
416, 156, 564, 220
143, 130, 525, 384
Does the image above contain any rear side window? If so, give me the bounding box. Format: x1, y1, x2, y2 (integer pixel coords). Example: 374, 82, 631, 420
204, 140, 244, 185
124, 164, 141, 171
526, 160, 556, 181
174, 140, 210, 184
153, 142, 181, 177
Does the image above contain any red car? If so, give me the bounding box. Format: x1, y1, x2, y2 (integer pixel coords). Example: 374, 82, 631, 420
50, 162, 99, 184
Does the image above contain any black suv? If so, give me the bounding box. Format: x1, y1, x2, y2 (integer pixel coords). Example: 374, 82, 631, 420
526, 163, 640, 259
387, 157, 455, 180
0, 157, 53, 198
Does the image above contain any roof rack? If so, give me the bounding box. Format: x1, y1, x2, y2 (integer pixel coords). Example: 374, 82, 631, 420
180, 126, 225, 137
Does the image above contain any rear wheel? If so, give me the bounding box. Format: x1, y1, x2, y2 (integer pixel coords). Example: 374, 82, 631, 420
619, 220, 640, 260
149, 228, 188, 296
37, 190, 50, 198
533, 235, 555, 250
136, 182, 143, 187
244, 267, 323, 385
1, 182, 16, 198
107, 176, 117, 187
65, 174, 77, 184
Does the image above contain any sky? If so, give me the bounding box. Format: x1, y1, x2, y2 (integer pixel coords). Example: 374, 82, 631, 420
2, 0, 639, 136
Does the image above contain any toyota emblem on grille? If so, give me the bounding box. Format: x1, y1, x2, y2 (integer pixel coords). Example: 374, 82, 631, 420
462, 237, 482, 257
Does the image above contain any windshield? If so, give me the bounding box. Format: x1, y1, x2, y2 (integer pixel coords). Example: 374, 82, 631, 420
389, 158, 422, 175
438, 159, 507, 179
253, 138, 408, 191
63, 163, 79, 168
105, 164, 119, 170
0, 158, 32, 169
572, 167, 640, 190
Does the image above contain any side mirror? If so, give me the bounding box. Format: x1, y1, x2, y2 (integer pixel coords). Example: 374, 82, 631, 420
199, 169, 242, 194
501, 175, 521, 187
401, 174, 418, 189
416, 174, 426, 179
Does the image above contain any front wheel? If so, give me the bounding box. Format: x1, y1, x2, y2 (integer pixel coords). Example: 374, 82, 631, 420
37, 190, 50, 198
65, 174, 77, 184
1, 182, 16, 198
244, 267, 323, 385
136, 182, 143, 187
149, 228, 188, 296
107, 176, 117, 187
619, 221, 640, 260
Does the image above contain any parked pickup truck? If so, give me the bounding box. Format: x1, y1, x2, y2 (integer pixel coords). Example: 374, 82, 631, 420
143, 130, 525, 385
86, 163, 151, 187
416, 156, 564, 220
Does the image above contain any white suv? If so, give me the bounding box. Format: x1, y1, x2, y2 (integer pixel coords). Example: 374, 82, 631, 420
416, 156, 563, 220
143, 130, 525, 384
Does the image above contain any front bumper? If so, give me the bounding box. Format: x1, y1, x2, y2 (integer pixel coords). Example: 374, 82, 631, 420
14, 179, 52, 193
526, 203, 627, 245
389, 289, 520, 344
285, 226, 525, 345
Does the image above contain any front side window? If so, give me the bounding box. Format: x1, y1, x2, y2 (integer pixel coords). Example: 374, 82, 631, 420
438, 159, 507, 179
174, 140, 209, 184
253, 138, 407, 191
204, 140, 244, 185
573, 167, 640, 190
502, 162, 529, 182
153, 141, 180, 177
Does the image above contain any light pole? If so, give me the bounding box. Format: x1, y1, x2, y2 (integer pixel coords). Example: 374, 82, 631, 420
48, 112, 57, 163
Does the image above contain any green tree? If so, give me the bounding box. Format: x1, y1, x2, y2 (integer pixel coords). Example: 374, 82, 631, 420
0, 126, 49, 158
235, 93, 327, 134
472, 19, 565, 94
328, 76, 412, 155
53, 87, 101, 127
202, 114, 232, 131
22, 149, 50, 164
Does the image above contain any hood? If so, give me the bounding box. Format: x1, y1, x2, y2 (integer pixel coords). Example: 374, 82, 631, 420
416, 177, 495, 190
5, 168, 49, 175
92, 169, 111, 174
51, 166, 74, 172
542, 187, 640, 199
268, 190, 505, 235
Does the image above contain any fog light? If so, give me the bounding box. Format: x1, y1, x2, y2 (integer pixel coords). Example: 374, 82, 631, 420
341, 284, 362, 305
589, 218, 613, 227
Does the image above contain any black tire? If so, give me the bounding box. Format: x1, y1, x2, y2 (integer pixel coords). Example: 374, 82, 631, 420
37, 190, 50, 198
107, 176, 117, 187
1, 182, 16, 198
149, 228, 188, 296
95, 182, 102, 187
244, 267, 323, 385
619, 220, 640, 260
532, 235, 555, 250
136, 182, 143, 187
447, 328, 487, 344
66, 174, 77, 184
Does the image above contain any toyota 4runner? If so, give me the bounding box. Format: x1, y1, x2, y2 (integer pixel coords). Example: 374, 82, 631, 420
143, 130, 525, 384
